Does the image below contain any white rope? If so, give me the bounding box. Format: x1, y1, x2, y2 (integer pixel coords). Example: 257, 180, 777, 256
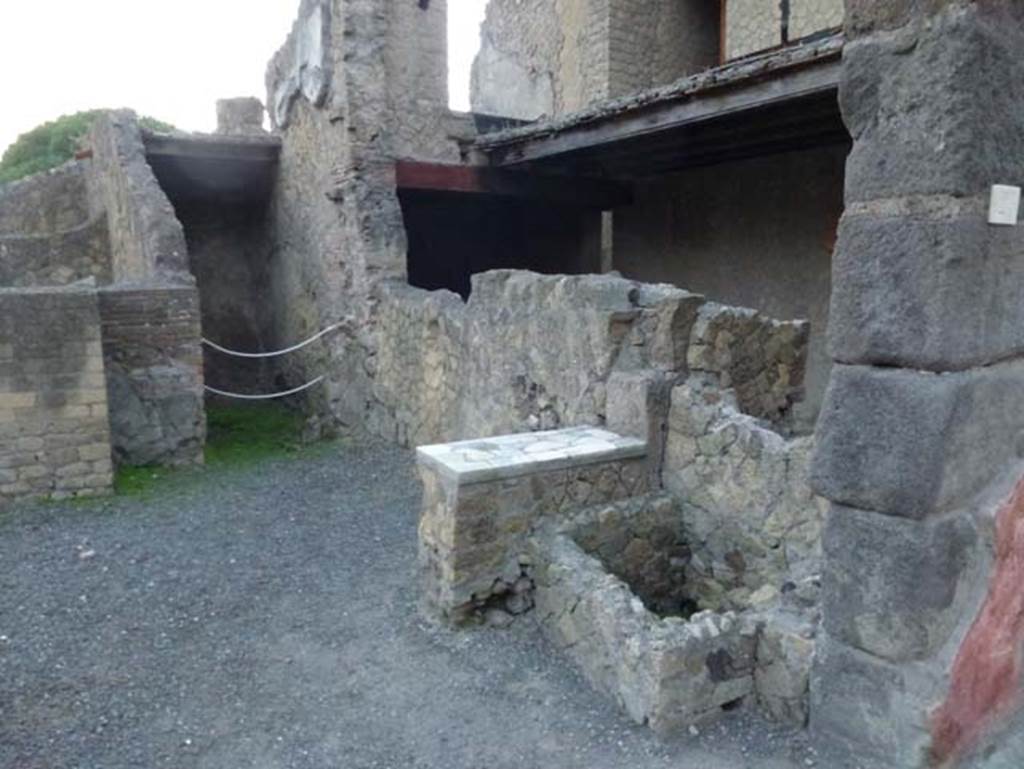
204, 376, 325, 400
202, 323, 341, 359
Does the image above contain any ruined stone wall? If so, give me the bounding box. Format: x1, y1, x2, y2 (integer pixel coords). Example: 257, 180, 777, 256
371, 282, 464, 446
0, 158, 113, 287
265, 0, 461, 429
0, 286, 113, 506
471, 0, 719, 120
612, 145, 847, 429
98, 286, 204, 466
371, 269, 809, 454
0, 161, 92, 235
85, 112, 190, 284
0, 217, 111, 287
809, 2, 1024, 767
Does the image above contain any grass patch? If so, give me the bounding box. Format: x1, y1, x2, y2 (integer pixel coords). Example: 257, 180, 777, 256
204, 402, 307, 466
113, 465, 178, 497
112, 403, 309, 497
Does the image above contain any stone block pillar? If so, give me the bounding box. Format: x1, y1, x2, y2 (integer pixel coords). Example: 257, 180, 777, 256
810, 2, 1024, 767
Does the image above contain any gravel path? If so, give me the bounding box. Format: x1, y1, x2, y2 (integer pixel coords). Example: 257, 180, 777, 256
0, 438, 818, 769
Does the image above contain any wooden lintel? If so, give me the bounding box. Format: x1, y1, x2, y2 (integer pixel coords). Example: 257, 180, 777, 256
483, 57, 842, 167
394, 161, 633, 209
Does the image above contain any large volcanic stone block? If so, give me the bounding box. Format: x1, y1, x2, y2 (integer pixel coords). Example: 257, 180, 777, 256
822, 505, 984, 662
841, 8, 1024, 203
810, 634, 937, 769
811, 362, 1024, 519
828, 206, 1024, 370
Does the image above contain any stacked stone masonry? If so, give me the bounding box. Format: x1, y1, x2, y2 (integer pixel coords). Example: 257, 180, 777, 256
0, 287, 113, 506
532, 493, 817, 731
809, 2, 1024, 768
416, 426, 648, 623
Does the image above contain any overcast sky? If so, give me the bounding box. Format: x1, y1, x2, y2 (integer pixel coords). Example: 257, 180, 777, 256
0, 0, 488, 156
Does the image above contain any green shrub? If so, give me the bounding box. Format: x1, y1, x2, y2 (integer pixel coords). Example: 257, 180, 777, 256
0, 110, 175, 184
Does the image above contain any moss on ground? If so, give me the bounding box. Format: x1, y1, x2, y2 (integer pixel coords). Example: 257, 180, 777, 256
112, 403, 315, 498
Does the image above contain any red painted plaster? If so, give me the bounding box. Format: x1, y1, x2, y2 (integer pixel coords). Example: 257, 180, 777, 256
929, 475, 1024, 767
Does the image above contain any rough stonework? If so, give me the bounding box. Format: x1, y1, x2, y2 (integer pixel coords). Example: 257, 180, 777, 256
0, 160, 92, 235
216, 98, 267, 136
664, 378, 826, 609
416, 426, 647, 623
533, 499, 757, 732
98, 287, 205, 466
808, 2, 1024, 767
0, 215, 110, 287
0, 109, 204, 495
532, 493, 817, 731
85, 111, 190, 284
0, 286, 113, 506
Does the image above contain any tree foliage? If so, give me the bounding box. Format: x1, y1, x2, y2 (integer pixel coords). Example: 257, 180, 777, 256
0, 111, 175, 184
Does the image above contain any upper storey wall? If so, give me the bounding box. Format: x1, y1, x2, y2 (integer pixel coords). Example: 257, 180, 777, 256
471, 0, 719, 120
472, 0, 845, 120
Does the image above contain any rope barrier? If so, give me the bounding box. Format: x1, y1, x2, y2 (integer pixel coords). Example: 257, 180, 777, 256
202, 323, 341, 359
203, 376, 325, 401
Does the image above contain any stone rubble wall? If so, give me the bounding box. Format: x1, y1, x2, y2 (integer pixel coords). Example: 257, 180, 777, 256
370, 281, 464, 446
532, 493, 816, 731
371, 269, 809, 454
809, 3, 1024, 767
0, 216, 111, 287
0, 158, 113, 288
84, 111, 190, 285
687, 302, 810, 425
265, 0, 459, 428
419, 448, 647, 623
98, 286, 205, 467
663, 377, 826, 611
0, 160, 92, 235
0, 286, 113, 506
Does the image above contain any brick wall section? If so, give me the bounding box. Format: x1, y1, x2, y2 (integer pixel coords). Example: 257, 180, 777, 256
0, 286, 113, 505
98, 286, 205, 467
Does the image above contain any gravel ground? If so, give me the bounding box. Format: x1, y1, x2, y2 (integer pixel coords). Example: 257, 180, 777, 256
0, 438, 821, 769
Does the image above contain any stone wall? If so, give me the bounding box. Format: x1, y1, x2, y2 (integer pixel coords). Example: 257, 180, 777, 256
612, 145, 847, 429
471, 0, 720, 120
0, 157, 113, 288
0, 216, 111, 287
664, 377, 826, 612
371, 282, 464, 446
0, 161, 92, 235
809, 2, 1024, 767
370, 271, 709, 447
265, 0, 460, 429
98, 286, 205, 466
85, 111, 190, 284
0, 286, 113, 506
